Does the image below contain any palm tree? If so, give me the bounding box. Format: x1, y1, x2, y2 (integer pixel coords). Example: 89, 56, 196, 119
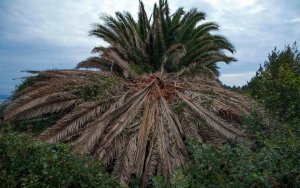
3, 0, 256, 186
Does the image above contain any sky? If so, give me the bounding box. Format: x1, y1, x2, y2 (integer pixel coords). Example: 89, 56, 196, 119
0, 0, 299, 96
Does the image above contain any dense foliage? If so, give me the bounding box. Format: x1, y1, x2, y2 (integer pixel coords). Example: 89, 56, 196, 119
0, 127, 119, 188
154, 113, 300, 187
243, 43, 300, 120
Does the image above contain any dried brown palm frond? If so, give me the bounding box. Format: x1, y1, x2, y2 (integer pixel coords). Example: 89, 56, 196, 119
4, 70, 258, 187
76, 57, 112, 70
3, 70, 117, 122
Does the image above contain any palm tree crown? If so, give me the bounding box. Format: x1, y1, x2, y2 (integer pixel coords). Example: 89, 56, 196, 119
79, 0, 236, 79
3, 1, 256, 187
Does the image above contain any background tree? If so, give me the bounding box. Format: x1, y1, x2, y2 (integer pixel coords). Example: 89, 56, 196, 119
243, 42, 300, 120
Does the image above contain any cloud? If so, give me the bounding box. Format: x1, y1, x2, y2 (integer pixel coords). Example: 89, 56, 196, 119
201, 0, 260, 10
0, 0, 299, 95
1, 0, 148, 47
220, 72, 256, 86
0, 0, 266, 48
286, 18, 300, 23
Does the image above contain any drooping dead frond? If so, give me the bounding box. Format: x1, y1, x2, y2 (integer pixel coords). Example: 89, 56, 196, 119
176, 91, 245, 141
3, 70, 116, 122
76, 56, 113, 71
39, 100, 113, 143
4, 70, 258, 186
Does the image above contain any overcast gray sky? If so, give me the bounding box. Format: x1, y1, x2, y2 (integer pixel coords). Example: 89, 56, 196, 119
0, 0, 299, 95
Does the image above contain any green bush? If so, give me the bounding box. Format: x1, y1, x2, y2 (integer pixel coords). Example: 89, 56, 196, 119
0, 129, 120, 187
243, 42, 300, 120
154, 113, 300, 188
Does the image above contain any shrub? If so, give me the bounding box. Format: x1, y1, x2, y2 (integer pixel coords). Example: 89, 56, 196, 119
243, 42, 300, 120
0, 129, 120, 187
154, 113, 300, 188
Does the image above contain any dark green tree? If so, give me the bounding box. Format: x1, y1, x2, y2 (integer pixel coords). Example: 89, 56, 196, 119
244, 42, 300, 120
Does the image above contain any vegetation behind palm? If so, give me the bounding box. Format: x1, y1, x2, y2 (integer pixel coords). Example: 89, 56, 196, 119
243, 42, 300, 120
